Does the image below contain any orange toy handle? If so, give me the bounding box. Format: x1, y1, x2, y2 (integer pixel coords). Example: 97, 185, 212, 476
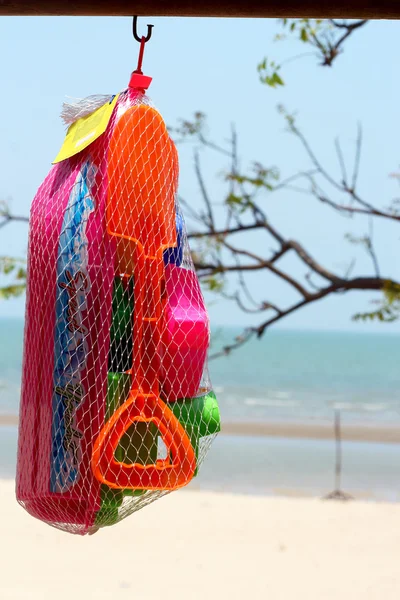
91, 393, 196, 490
132, 250, 163, 395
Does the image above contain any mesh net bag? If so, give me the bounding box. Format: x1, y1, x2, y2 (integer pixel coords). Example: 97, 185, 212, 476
16, 80, 221, 535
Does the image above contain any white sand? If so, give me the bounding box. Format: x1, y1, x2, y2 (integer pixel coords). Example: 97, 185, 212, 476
2, 479, 400, 600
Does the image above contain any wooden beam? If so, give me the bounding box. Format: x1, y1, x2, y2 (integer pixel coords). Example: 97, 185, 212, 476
0, 0, 399, 18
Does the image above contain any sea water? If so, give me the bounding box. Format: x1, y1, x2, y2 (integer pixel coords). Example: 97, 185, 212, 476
1, 318, 400, 500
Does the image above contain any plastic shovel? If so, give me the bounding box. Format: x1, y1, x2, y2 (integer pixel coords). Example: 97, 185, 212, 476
91, 103, 196, 490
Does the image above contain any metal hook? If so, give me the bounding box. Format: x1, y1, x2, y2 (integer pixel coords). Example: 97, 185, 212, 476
132, 16, 154, 43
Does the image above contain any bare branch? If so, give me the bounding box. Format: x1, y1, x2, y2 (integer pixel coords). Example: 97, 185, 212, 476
187, 223, 265, 239
305, 272, 323, 291
256, 275, 391, 336
214, 240, 312, 298
198, 135, 232, 158
221, 241, 265, 265
332, 20, 368, 52
273, 169, 319, 191
209, 328, 256, 360
344, 258, 356, 279
178, 196, 207, 226
0, 205, 29, 236
283, 122, 400, 223
194, 150, 215, 231
351, 123, 362, 191
316, 193, 400, 221
335, 137, 348, 186
319, 20, 368, 66
366, 218, 380, 278
237, 268, 263, 310
289, 121, 344, 192
220, 289, 279, 315
329, 19, 366, 30
269, 245, 290, 264
194, 261, 270, 274
0, 213, 29, 228
288, 240, 340, 282
253, 213, 286, 246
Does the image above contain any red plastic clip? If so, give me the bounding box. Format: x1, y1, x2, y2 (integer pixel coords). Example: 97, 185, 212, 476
129, 72, 152, 91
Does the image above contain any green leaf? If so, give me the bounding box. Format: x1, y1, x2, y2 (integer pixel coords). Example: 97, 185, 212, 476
0, 284, 26, 300
0, 257, 27, 299
272, 72, 284, 86
353, 281, 400, 324
226, 193, 243, 206
0, 200, 9, 217
300, 28, 308, 42
2, 261, 14, 275
16, 267, 26, 281
0, 256, 26, 275
202, 276, 224, 293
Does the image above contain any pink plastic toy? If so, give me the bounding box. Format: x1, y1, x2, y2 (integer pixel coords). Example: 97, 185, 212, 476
16, 98, 123, 531
159, 263, 210, 401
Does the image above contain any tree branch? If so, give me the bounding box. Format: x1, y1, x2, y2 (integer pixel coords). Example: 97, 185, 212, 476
222, 240, 312, 298
285, 240, 340, 282
0, 213, 29, 229
256, 276, 392, 335
210, 275, 397, 359
194, 149, 215, 231
316, 193, 400, 222
351, 122, 362, 191
187, 223, 265, 239
331, 20, 368, 49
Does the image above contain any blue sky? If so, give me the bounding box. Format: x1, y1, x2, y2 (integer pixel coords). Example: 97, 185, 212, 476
0, 17, 398, 333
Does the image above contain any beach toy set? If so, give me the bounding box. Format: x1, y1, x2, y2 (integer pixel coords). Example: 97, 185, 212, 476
16, 23, 220, 535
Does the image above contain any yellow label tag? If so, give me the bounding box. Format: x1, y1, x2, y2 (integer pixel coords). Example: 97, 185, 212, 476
53, 94, 119, 164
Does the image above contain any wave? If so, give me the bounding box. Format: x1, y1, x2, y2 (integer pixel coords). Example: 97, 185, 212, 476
245, 397, 299, 408
331, 401, 389, 413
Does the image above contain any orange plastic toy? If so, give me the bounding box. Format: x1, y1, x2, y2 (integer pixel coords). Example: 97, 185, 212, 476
91, 103, 196, 490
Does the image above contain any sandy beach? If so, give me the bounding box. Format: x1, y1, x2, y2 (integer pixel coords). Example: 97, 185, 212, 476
2, 479, 400, 600
3, 414, 400, 444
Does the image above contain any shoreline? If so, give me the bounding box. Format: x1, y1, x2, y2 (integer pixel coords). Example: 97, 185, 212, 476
222, 420, 400, 444
3, 414, 400, 444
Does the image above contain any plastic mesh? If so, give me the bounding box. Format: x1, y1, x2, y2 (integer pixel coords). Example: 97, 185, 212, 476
16, 89, 220, 535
